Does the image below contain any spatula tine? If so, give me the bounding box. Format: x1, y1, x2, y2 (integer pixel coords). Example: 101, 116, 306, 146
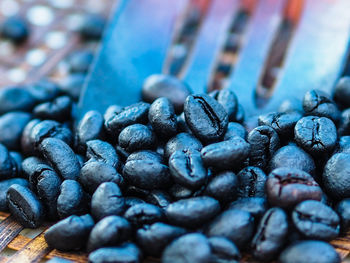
77, 0, 188, 118
266, 0, 350, 112
182, 0, 240, 94
227, 0, 286, 115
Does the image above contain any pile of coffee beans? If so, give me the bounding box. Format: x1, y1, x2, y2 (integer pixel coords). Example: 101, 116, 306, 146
1, 73, 350, 263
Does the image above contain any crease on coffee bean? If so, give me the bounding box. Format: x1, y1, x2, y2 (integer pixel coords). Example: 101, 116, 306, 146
295, 210, 338, 228
248, 170, 258, 197
8, 197, 35, 226
194, 96, 223, 134
253, 210, 274, 247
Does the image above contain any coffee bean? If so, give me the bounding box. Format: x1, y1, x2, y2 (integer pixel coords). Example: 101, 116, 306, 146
7, 184, 44, 228
78, 14, 105, 40
338, 108, 350, 136
124, 203, 164, 227
0, 87, 36, 114
165, 132, 202, 160
118, 124, 156, 152
204, 171, 238, 203
145, 190, 172, 209
0, 178, 28, 211
237, 166, 266, 198
210, 89, 238, 122
86, 140, 120, 169
45, 214, 94, 251
21, 119, 40, 155
0, 16, 29, 44
88, 243, 142, 263
224, 122, 247, 140
126, 150, 163, 163
125, 197, 145, 209
33, 96, 72, 122
335, 198, 350, 232
208, 236, 241, 263
228, 197, 268, 219
28, 79, 61, 103
162, 233, 211, 263
292, 200, 340, 240
184, 94, 228, 143
334, 76, 350, 109
169, 184, 194, 200
0, 143, 18, 179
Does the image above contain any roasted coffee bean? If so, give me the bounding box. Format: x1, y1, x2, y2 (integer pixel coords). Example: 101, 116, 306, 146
57, 180, 89, 218
169, 184, 194, 200
7, 184, 44, 228
204, 171, 238, 203
10, 151, 22, 175
148, 97, 177, 139
266, 168, 322, 208
33, 96, 72, 122
164, 132, 202, 159
251, 208, 288, 261
295, 116, 337, 155
292, 200, 340, 240
247, 126, 280, 169
303, 89, 340, 122
335, 198, 350, 232
29, 120, 73, 150
79, 161, 123, 194
86, 140, 120, 169
104, 105, 123, 122
124, 203, 164, 227
169, 150, 207, 189
88, 243, 142, 263
125, 197, 145, 209
210, 89, 238, 122
279, 98, 303, 113
78, 14, 105, 40
0, 16, 29, 43
279, 240, 340, 263
184, 94, 228, 143
0, 112, 31, 150
228, 197, 267, 219
205, 208, 254, 248
208, 236, 241, 263
22, 157, 51, 178
237, 167, 266, 198
334, 76, 350, 109
75, 111, 104, 152
118, 124, 156, 152
165, 196, 220, 228
59, 73, 84, 101
67, 49, 93, 73
338, 108, 350, 136
177, 112, 192, 133
136, 222, 186, 257
104, 102, 150, 135
45, 214, 94, 251
0, 143, 18, 179
258, 111, 302, 138
87, 215, 131, 252
123, 160, 171, 190
21, 119, 40, 155
145, 190, 172, 209
201, 136, 250, 170
323, 153, 350, 199
162, 233, 211, 263
39, 138, 80, 180
269, 145, 316, 175
224, 122, 247, 140
28, 79, 61, 103
142, 74, 191, 113
0, 178, 28, 211
0, 86, 36, 114
126, 150, 162, 163
91, 182, 125, 220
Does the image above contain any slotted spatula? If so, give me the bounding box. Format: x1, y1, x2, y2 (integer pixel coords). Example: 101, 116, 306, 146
77, 0, 350, 119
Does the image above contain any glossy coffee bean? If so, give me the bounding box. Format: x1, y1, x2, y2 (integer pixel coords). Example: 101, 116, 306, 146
208, 236, 240, 263
334, 76, 350, 109
335, 136, 350, 154
22, 156, 51, 177
279, 240, 340, 263
79, 161, 123, 194
0, 178, 28, 211
88, 243, 142, 263
169, 184, 194, 200
136, 222, 186, 257
258, 111, 302, 138
237, 166, 266, 198
45, 214, 94, 251
0, 112, 31, 150
267, 168, 322, 208
10, 151, 22, 175
162, 233, 211, 263
303, 89, 340, 122
78, 14, 105, 40
335, 198, 350, 232
67, 49, 93, 73
210, 89, 238, 122
0, 16, 29, 43
292, 200, 340, 240
228, 197, 267, 219
21, 119, 40, 155
205, 208, 255, 248
165, 196, 220, 228
59, 73, 84, 101
91, 182, 125, 220
104, 102, 150, 135
75, 111, 104, 151
148, 97, 177, 139
125, 197, 145, 209
269, 145, 316, 175
169, 150, 207, 189
323, 153, 350, 199
204, 171, 237, 203
247, 125, 280, 169
87, 215, 131, 252
126, 150, 162, 163
28, 79, 61, 103
0, 86, 36, 114
201, 136, 250, 170
104, 105, 123, 122
184, 94, 228, 143
0, 143, 18, 179
295, 116, 337, 155
251, 208, 288, 261
142, 74, 191, 114
39, 138, 80, 180
337, 108, 350, 136
7, 184, 44, 228
124, 203, 164, 227
224, 122, 247, 140
118, 124, 156, 152
164, 132, 202, 159
33, 96, 72, 122
57, 180, 88, 218
123, 160, 171, 190
86, 140, 120, 169
145, 190, 172, 209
